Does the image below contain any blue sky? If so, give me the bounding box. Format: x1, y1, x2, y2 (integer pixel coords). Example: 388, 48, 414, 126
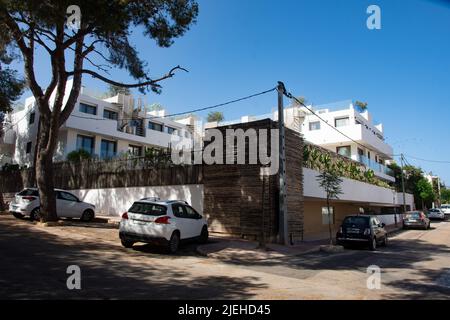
14, 0, 450, 184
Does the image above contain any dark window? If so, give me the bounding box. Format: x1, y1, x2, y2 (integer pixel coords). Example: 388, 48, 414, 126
167, 127, 176, 134
76, 135, 95, 155
128, 202, 167, 216
103, 109, 118, 120
148, 122, 163, 132
342, 216, 370, 227
26, 142, 32, 154
128, 145, 142, 157
184, 205, 200, 219
309, 121, 321, 131
336, 146, 351, 158
79, 103, 97, 115
29, 112, 35, 125
57, 191, 79, 202
18, 189, 39, 197
172, 203, 187, 218
335, 117, 349, 127
100, 139, 117, 159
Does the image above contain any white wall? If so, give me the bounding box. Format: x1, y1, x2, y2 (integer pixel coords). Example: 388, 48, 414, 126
304, 167, 415, 208
70, 184, 204, 217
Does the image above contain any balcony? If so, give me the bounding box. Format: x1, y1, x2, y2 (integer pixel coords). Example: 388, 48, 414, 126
358, 154, 395, 182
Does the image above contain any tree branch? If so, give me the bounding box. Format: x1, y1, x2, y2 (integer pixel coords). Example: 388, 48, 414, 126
66, 65, 188, 89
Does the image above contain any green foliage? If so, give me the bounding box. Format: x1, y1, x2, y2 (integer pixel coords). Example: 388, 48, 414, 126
354, 100, 368, 112
107, 84, 131, 97
207, 111, 224, 123
316, 168, 343, 201
416, 178, 435, 204
143, 147, 172, 168
0, 40, 25, 112
67, 149, 92, 162
441, 187, 450, 204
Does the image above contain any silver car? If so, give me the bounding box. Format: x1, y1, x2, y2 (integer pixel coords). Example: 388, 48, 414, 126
9, 188, 96, 221
402, 211, 431, 230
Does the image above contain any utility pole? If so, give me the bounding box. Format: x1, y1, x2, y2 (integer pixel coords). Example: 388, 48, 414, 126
277, 81, 288, 245
400, 154, 407, 212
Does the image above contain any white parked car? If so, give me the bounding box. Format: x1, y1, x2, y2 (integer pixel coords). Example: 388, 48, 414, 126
440, 204, 450, 217
427, 208, 445, 220
119, 199, 208, 253
9, 188, 96, 221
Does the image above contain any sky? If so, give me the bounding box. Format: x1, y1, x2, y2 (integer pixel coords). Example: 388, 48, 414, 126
12, 0, 450, 185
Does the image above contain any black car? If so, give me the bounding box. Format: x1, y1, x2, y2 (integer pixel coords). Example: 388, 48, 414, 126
336, 215, 388, 250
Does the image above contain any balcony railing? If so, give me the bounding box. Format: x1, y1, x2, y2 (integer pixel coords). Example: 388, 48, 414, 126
358, 155, 394, 177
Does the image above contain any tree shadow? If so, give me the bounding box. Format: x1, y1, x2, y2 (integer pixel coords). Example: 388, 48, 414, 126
0, 219, 267, 299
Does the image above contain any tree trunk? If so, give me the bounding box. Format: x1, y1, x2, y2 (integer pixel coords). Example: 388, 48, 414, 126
35, 150, 57, 222
0, 191, 5, 212
327, 198, 333, 246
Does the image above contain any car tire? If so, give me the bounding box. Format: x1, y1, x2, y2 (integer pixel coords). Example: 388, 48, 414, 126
12, 211, 24, 219
369, 237, 377, 251
121, 239, 134, 248
30, 208, 41, 222
198, 226, 209, 244
382, 235, 388, 247
81, 209, 95, 222
167, 231, 180, 254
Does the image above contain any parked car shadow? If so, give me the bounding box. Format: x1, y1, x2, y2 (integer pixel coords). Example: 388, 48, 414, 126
0, 218, 267, 299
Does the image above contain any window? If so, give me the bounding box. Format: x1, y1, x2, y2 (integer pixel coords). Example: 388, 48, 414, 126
148, 121, 163, 132
322, 207, 334, 225
184, 205, 200, 219
336, 146, 351, 158
18, 189, 39, 197
167, 127, 176, 134
309, 121, 321, 131
128, 202, 167, 216
172, 204, 186, 218
29, 112, 35, 125
76, 135, 95, 155
100, 139, 117, 159
128, 145, 142, 157
103, 109, 118, 120
335, 117, 349, 127
184, 131, 190, 138
25, 142, 32, 154
79, 102, 97, 115
57, 191, 79, 202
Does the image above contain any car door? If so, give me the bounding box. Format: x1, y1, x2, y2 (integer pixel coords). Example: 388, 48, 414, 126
184, 205, 204, 237
171, 203, 198, 239
56, 191, 80, 218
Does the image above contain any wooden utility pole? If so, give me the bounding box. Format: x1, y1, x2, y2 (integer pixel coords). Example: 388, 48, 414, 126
277, 82, 288, 245
400, 154, 407, 212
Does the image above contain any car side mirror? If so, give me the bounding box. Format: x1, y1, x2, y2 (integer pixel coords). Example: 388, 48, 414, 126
196, 214, 203, 219
381, 223, 386, 228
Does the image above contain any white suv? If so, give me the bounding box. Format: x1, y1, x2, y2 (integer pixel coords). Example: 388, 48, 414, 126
9, 188, 96, 221
119, 199, 208, 253
440, 204, 450, 217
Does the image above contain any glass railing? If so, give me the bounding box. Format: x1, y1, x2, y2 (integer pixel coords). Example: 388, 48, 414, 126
358, 155, 394, 177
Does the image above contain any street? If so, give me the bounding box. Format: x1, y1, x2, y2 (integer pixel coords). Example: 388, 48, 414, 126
0, 214, 449, 299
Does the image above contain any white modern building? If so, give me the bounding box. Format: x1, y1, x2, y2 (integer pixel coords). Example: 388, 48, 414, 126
205, 100, 395, 182
1, 79, 195, 167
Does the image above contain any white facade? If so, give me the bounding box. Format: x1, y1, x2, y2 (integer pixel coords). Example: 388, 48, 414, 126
1, 80, 195, 166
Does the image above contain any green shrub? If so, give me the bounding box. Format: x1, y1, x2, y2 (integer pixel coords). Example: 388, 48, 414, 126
67, 149, 92, 162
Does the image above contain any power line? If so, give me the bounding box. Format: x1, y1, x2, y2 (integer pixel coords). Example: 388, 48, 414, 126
70, 87, 278, 122
403, 154, 450, 164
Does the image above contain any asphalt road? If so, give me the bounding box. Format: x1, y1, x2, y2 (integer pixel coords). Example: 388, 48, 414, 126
0, 214, 449, 299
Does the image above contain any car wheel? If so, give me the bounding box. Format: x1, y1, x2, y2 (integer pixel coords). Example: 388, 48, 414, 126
30, 208, 41, 222
382, 235, 388, 247
12, 211, 24, 219
81, 209, 95, 222
121, 239, 134, 248
369, 237, 377, 251
168, 232, 180, 254
198, 226, 209, 244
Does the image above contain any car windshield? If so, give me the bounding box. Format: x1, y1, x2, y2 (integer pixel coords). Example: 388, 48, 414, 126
128, 202, 167, 216
406, 212, 420, 219
18, 189, 39, 197
342, 216, 369, 227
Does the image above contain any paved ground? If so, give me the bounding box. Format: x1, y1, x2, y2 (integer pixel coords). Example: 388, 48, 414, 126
0, 214, 449, 299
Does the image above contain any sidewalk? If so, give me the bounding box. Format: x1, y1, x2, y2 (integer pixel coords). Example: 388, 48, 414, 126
198, 224, 405, 263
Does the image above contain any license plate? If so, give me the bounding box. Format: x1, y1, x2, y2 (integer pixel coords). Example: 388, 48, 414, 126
409, 220, 417, 222
347, 228, 360, 233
